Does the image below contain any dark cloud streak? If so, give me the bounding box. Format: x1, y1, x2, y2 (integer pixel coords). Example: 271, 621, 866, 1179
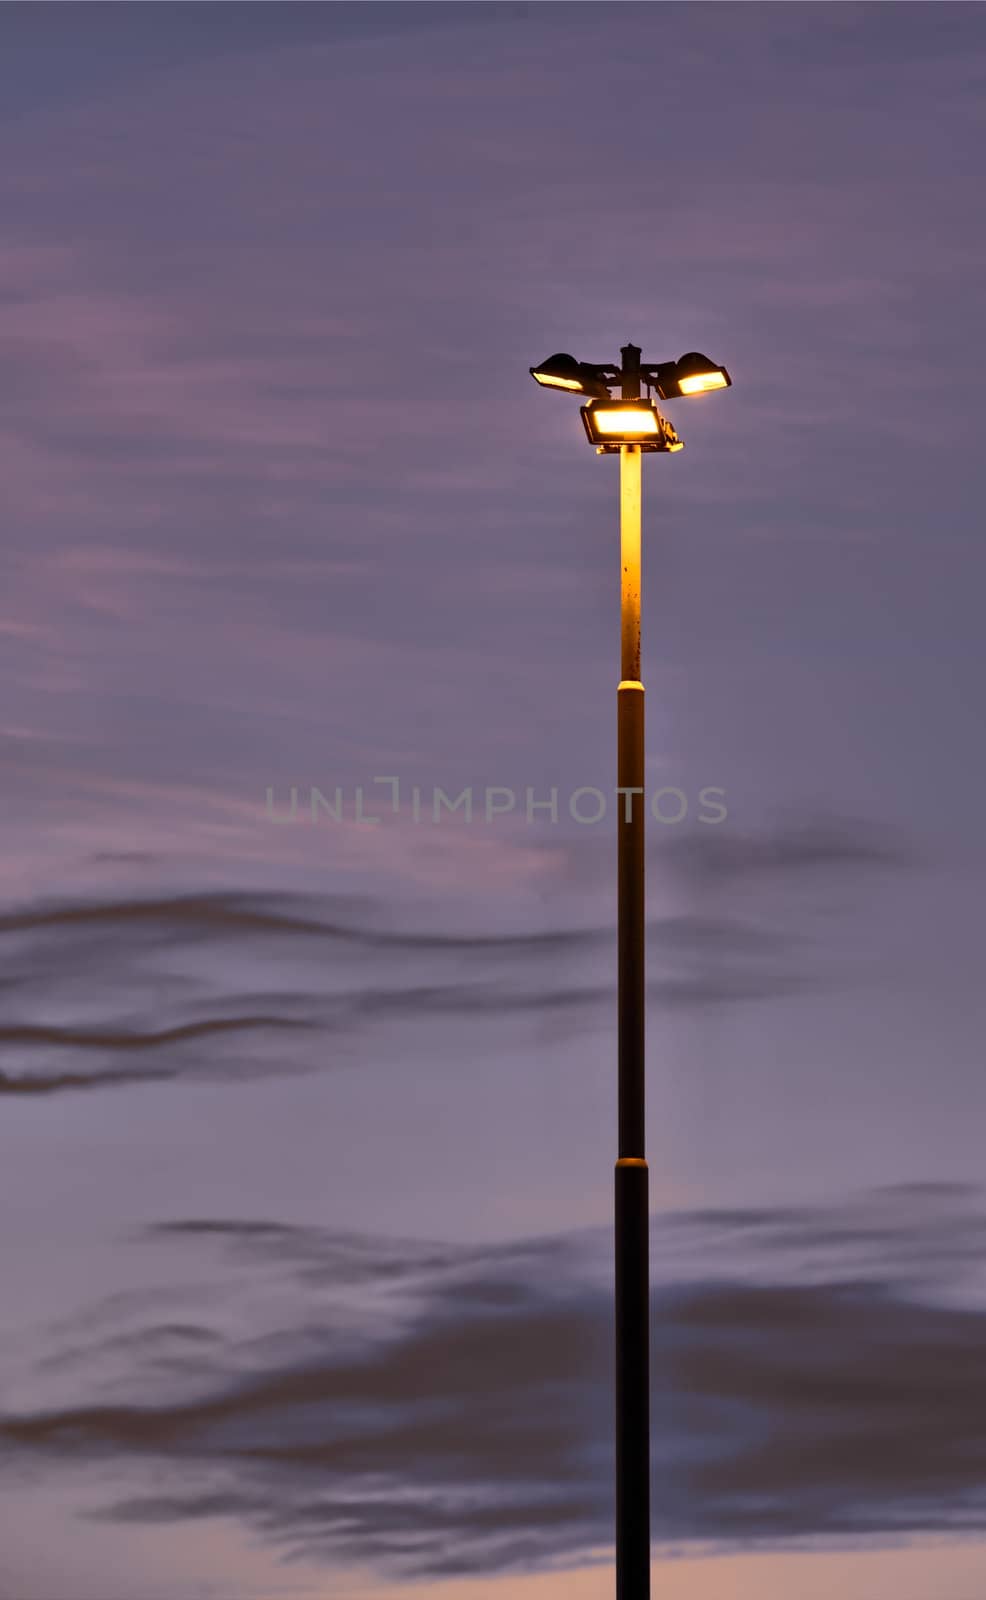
4, 1188, 986, 1578
0, 828, 908, 1095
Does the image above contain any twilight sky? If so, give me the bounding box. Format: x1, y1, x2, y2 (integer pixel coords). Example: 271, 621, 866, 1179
2, 4, 986, 1598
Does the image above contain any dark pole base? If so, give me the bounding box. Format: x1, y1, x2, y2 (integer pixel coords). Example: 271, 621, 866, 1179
615, 1157, 650, 1600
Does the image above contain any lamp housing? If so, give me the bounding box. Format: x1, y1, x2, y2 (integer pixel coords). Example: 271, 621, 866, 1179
580, 399, 683, 453
530, 352, 612, 400
651, 351, 731, 399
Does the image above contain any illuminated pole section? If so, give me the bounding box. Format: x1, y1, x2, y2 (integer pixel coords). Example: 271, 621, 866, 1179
615, 343, 650, 1598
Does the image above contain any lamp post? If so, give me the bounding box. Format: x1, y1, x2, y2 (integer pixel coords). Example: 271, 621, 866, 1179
529, 341, 731, 1599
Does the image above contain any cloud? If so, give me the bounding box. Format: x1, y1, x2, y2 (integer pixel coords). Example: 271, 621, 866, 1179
544, 816, 915, 900
0, 890, 340, 940
0, 880, 839, 1096
658, 816, 915, 888
0, 1064, 179, 1097
4, 1187, 986, 1580
664, 1279, 986, 1539
0, 1011, 315, 1097
0, 1015, 311, 1052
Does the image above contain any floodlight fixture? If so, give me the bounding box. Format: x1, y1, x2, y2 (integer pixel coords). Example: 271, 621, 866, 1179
580, 398, 683, 453
529, 352, 613, 400
649, 350, 731, 399
531, 340, 729, 462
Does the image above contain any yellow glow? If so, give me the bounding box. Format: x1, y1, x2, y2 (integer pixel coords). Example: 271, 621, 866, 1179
678, 370, 727, 394
592, 407, 660, 435
532, 372, 585, 391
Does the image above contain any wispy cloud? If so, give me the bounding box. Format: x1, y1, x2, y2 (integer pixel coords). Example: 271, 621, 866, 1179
0, 846, 885, 1095
659, 815, 916, 887
3, 1186, 986, 1580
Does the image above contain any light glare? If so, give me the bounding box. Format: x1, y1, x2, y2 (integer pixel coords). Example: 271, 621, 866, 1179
592, 408, 661, 436
533, 371, 586, 392
678, 371, 727, 395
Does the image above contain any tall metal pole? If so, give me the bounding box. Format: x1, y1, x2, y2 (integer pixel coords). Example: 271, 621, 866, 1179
615, 342, 650, 1597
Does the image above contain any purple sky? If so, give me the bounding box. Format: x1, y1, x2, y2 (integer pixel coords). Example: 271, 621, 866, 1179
2, 5, 986, 1597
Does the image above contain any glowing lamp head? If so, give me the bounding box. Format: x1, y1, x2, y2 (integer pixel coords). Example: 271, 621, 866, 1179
591, 405, 661, 437
580, 399, 683, 452
669, 351, 731, 397
530, 353, 611, 400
